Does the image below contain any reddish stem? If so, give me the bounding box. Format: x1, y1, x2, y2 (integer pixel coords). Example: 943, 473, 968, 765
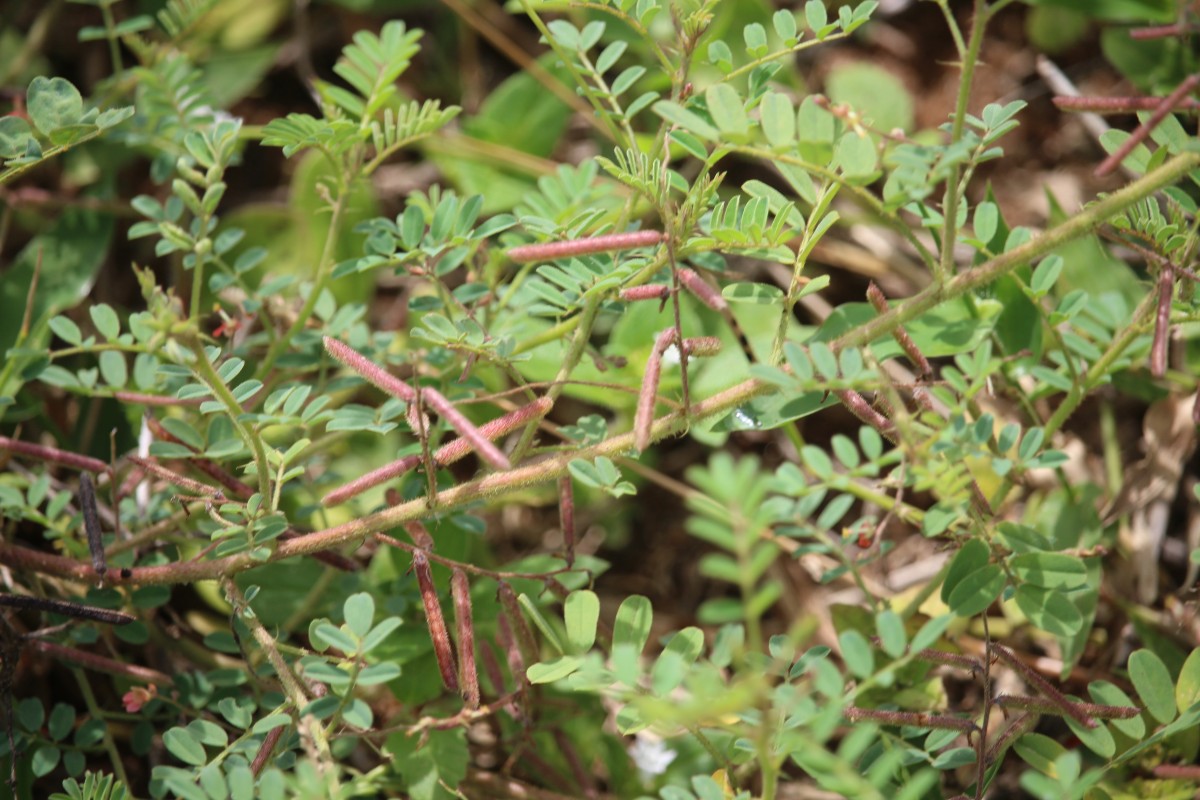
1096, 74, 1200, 177
0, 436, 109, 474
1151, 267, 1174, 378
1054, 95, 1200, 114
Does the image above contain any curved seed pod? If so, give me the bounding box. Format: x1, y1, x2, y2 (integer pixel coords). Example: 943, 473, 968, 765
682, 337, 721, 357
451, 569, 479, 708
635, 329, 678, 453
506, 230, 664, 263
678, 268, 727, 311
414, 552, 458, 692
620, 284, 670, 302
421, 388, 510, 470
404, 521, 435, 550
497, 582, 539, 668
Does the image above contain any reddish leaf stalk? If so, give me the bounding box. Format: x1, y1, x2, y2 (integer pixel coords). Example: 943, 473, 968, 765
558, 476, 575, 568
553, 728, 597, 798
992, 644, 1096, 728
1096, 74, 1200, 177
1151, 267, 1174, 378
506, 230, 665, 263
113, 390, 203, 407
677, 268, 728, 311
0, 436, 108, 474
1054, 95, 1200, 113
323, 336, 417, 402
0, 593, 134, 625
1153, 764, 1200, 779
414, 552, 458, 692
127, 456, 223, 497
1130, 23, 1200, 40
844, 706, 979, 733
78, 473, 107, 579
28, 639, 171, 685
620, 284, 670, 302
144, 416, 254, 499
868, 283, 931, 377
635, 329, 679, 453
451, 569, 480, 709
993, 694, 1138, 719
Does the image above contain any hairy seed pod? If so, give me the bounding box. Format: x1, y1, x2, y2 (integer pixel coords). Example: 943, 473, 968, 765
451, 569, 479, 708
682, 337, 722, 357
677, 268, 727, 311
867, 283, 931, 377
993, 644, 1095, 729
635, 329, 678, 452
251, 725, 286, 776
322, 456, 420, 507
323, 336, 417, 402
497, 582, 539, 667
558, 476, 575, 568
431, 397, 551, 468
421, 388, 510, 470
506, 230, 664, 264
414, 552, 458, 692
78, 473, 107, 579
404, 521, 435, 550
619, 284, 670, 302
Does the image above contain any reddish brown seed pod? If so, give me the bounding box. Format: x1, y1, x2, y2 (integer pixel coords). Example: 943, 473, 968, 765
619, 284, 671, 302
681, 337, 721, 357
558, 476, 575, 568
450, 569, 480, 709
635, 329, 679, 453
323, 336, 417, 402
321, 456, 421, 507
506, 230, 665, 264
677, 268, 727, 311
867, 283, 931, 377
404, 521, 435, 551
0, 594, 134, 626
497, 582, 539, 667
421, 388, 511, 470
414, 552, 458, 693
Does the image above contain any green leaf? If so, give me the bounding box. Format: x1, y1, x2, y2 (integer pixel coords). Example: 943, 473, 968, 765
343, 592, 375, 639
388, 726, 468, 800
99, 350, 127, 388
653, 100, 719, 141
761, 91, 795, 148
49, 315, 83, 346
705, 84, 749, 138
875, 609, 907, 658
804, 0, 828, 31
839, 629, 874, 678
931, 747, 976, 769
1175, 647, 1200, 713
563, 590, 599, 654
47, 703, 76, 741
89, 303, 120, 340
1014, 732, 1065, 775
527, 655, 583, 684
163, 726, 207, 766
722, 281, 783, 303
1129, 648, 1176, 724
1014, 585, 1083, 636
27, 76, 85, 134
941, 539, 990, 603
1009, 553, 1088, 589
651, 627, 704, 695
1064, 713, 1115, 758
946, 565, 1005, 618
0, 116, 35, 159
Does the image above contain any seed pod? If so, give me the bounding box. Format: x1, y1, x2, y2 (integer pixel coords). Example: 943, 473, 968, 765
414, 552, 458, 692
497, 582, 539, 668
0, 594, 134, 626
558, 476, 575, 568
506, 230, 665, 263
635, 329, 678, 453
620, 284, 670, 302
404, 521, 435, 550
430, 397, 552, 468
78, 473, 107, 579
677, 268, 727, 311
682, 337, 721, 357
421, 388, 511, 470
867, 283, 931, 377
323, 336, 417, 402
322, 455, 420, 507
450, 569, 479, 708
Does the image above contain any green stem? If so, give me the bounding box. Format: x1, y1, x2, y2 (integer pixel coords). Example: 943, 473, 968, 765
71, 666, 129, 788
187, 340, 272, 501
936, 0, 989, 283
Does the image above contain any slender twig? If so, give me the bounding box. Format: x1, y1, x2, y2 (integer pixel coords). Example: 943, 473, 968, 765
1096, 74, 1200, 177
0, 436, 109, 474
78, 473, 107, 579
0, 594, 133, 625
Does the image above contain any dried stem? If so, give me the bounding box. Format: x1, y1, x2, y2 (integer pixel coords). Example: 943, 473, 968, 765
1151, 266, 1174, 378
558, 476, 575, 568
844, 706, 979, 733
78, 473, 107, 579
0, 594, 133, 625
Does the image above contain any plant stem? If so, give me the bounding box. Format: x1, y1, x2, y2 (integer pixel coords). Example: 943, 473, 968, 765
936, 0, 989, 283
187, 340, 272, 501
